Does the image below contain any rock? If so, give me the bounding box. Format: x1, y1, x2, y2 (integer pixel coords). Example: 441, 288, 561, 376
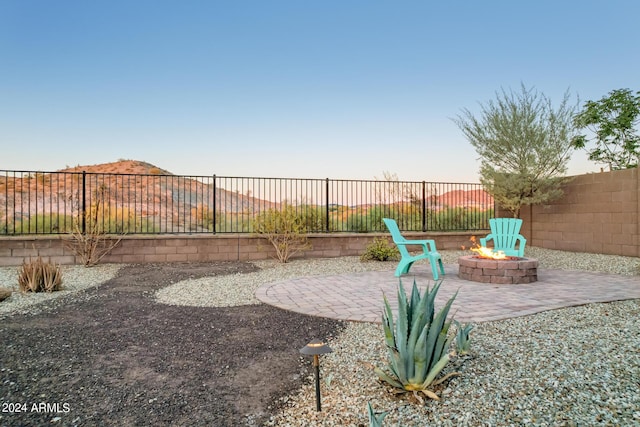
0, 287, 12, 302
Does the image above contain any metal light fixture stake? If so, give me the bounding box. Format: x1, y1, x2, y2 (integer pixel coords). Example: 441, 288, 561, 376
300, 339, 332, 412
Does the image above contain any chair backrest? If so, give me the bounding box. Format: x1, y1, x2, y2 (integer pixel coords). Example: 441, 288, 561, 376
382, 218, 404, 243
489, 218, 523, 249
382, 218, 411, 257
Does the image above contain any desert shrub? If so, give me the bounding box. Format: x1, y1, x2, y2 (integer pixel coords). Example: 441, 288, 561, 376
361, 237, 399, 262
253, 203, 310, 263
12, 213, 75, 234
345, 207, 369, 232
298, 205, 326, 232
372, 280, 463, 403
18, 257, 63, 293
365, 206, 393, 232
192, 204, 215, 231
428, 207, 493, 231
64, 188, 123, 266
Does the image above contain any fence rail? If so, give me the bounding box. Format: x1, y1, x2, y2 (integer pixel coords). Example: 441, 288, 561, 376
0, 170, 494, 235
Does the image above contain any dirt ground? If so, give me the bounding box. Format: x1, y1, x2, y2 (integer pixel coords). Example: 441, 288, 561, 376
0, 262, 345, 426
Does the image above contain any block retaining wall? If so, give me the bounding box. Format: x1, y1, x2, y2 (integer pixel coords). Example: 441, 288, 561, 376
0, 232, 476, 267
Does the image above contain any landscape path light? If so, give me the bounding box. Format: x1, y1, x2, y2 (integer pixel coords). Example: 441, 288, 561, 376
299, 339, 332, 411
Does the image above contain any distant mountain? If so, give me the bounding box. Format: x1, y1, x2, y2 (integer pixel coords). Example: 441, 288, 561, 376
1, 161, 492, 233
436, 189, 494, 209
59, 159, 173, 175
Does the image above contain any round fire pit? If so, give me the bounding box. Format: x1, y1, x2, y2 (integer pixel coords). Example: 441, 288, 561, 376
458, 255, 538, 284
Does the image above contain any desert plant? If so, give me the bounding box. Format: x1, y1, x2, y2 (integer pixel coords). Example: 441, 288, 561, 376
17, 257, 63, 293
366, 402, 389, 427
374, 280, 459, 402
455, 84, 578, 217
360, 237, 399, 262
454, 320, 473, 356
64, 186, 123, 266
253, 203, 311, 263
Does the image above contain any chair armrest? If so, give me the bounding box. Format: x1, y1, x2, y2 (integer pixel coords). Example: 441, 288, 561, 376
396, 239, 438, 253
479, 235, 494, 247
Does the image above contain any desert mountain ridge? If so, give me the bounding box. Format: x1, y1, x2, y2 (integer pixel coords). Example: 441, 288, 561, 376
59, 159, 174, 176
2, 160, 493, 233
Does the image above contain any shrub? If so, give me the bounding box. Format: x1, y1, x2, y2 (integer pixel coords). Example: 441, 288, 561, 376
253, 203, 311, 263
64, 188, 123, 266
373, 280, 460, 403
298, 205, 326, 232
18, 257, 63, 293
361, 237, 399, 262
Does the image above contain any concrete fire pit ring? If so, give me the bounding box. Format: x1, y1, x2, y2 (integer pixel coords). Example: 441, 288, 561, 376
458, 255, 538, 284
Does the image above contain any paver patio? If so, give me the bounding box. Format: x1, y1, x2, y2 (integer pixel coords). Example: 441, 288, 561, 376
256, 264, 640, 323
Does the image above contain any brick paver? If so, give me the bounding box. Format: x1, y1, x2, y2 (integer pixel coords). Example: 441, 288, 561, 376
255, 264, 640, 323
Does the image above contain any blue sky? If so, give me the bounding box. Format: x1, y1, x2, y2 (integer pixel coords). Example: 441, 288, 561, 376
1, 1, 638, 183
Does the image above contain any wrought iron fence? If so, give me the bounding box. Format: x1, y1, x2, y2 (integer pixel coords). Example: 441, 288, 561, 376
0, 170, 494, 235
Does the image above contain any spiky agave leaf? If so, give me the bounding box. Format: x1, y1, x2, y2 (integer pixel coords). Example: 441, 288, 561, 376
423, 291, 458, 373
367, 402, 389, 427
373, 366, 405, 390
395, 279, 409, 358
420, 352, 450, 390
382, 293, 395, 349
408, 278, 421, 327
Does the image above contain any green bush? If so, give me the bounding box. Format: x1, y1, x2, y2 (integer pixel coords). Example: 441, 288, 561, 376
361, 237, 399, 262
253, 203, 311, 263
298, 205, 326, 232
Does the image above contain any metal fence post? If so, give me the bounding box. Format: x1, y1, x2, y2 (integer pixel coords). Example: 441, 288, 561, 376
325, 178, 329, 232
82, 171, 86, 234
212, 174, 217, 234
422, 181, 426, 232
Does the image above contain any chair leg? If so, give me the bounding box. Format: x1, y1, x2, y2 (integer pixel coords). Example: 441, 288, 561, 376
437, 257, 445, 278
395, 259, 412, 277
429, 255, 445, 281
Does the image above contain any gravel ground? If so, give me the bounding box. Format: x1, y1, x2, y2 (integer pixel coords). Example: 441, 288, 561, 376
1, 248, 639, 426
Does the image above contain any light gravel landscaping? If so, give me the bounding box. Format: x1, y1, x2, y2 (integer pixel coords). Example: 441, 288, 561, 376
1, 248, 639, 426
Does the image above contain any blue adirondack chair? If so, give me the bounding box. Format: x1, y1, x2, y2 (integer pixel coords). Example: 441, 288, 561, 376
382, 218, 445, 280
479, 218, 527, 257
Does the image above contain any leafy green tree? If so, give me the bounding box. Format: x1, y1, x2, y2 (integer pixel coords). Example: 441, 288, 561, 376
571, 88, 640, 170
454, 84, 577, 218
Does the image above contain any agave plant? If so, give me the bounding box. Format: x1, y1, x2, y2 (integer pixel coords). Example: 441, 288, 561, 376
454, 320, 474, 356
374, 279, 459, 402
366, 402, 389, 427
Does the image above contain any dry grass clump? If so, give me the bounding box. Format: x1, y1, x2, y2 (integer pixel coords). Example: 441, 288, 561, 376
18, 257, 63, 293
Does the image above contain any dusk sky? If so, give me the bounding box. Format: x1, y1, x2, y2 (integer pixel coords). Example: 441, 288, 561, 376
1, 1, 638, 183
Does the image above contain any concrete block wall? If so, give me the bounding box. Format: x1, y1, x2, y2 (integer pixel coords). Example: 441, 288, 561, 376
520, 168, 639, 257
0, 231, 476, 267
